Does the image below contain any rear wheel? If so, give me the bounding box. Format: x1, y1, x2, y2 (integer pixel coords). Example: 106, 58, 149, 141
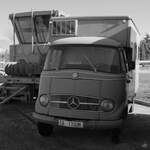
37, 122, 53, 137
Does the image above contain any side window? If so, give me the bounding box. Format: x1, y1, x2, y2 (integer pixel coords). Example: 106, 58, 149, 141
120, 50, 127, 73
125, 48, 135, 70
122, 49, 129, 72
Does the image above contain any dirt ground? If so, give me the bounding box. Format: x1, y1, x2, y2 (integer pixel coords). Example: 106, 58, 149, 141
1, 103, 150, 150
0, 73, 150, 150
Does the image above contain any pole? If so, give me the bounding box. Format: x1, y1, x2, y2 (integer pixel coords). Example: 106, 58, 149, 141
13, 13, 16, 46
13, 13, 16, 61
31, 9, 34, 53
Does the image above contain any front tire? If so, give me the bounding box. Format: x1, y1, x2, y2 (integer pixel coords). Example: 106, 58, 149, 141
37, 122, 53, 137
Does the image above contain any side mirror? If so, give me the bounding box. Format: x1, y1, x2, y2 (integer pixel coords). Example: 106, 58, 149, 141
128, 61, 135, 70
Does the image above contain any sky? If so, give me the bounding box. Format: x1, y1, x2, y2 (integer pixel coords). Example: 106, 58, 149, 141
0, 0, 150, 49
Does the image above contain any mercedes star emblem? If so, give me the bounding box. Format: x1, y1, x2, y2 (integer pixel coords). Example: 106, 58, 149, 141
67, 96, 80, 109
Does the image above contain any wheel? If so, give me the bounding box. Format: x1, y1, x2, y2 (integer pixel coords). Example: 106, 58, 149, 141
13, 63, 19, 76
37, 122, 53, 137
10, 64, 15, 76
4, 64, 10, 75
25, 63, 33, 76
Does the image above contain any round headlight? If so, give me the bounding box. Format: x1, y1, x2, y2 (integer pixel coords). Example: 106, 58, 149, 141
39, 94, 49, 107
101, 99, 114, 112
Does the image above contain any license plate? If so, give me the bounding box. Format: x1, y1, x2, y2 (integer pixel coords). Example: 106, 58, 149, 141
58, 120, 84, 128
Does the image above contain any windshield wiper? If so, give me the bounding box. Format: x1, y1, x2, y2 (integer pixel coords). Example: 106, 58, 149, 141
83, 54, 97, 72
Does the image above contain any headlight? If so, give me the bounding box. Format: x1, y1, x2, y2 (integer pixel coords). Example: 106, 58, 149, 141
100, 99, 114, 112
39, 94, 49, 107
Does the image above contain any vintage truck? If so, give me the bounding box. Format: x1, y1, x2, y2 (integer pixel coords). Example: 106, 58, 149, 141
32, 16, 140, 137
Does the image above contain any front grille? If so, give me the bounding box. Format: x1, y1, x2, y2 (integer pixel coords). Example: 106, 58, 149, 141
50, 95, 100, 111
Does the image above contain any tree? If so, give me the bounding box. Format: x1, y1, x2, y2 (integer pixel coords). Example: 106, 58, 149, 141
139, 33, 150, 60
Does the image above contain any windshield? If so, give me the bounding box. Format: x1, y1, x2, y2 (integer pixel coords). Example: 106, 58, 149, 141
44, 45, 122, 74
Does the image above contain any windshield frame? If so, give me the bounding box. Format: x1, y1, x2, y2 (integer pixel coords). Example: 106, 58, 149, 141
44, 44, 124, 74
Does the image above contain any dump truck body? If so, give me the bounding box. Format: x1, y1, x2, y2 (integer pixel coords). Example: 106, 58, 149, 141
8, 10, 61, 76
0, 10, 62, 104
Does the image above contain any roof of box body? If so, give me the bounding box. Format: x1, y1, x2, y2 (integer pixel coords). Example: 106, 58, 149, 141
51, 16, 140, 35
51, 37, 121, 47
51, 16, 130, 21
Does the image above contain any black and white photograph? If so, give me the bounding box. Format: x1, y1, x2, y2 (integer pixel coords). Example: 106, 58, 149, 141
0, 0, 150, 149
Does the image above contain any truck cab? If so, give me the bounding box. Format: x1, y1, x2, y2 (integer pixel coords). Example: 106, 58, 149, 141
33, 16, 140, 136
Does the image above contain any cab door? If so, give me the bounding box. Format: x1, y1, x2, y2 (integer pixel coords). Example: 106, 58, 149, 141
122, 49, 135, 112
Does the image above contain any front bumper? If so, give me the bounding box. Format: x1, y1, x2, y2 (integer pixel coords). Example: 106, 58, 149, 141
33, 112, 123, 129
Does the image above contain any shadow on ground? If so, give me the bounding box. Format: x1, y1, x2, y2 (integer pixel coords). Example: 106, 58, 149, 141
0, 103, 150, 150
